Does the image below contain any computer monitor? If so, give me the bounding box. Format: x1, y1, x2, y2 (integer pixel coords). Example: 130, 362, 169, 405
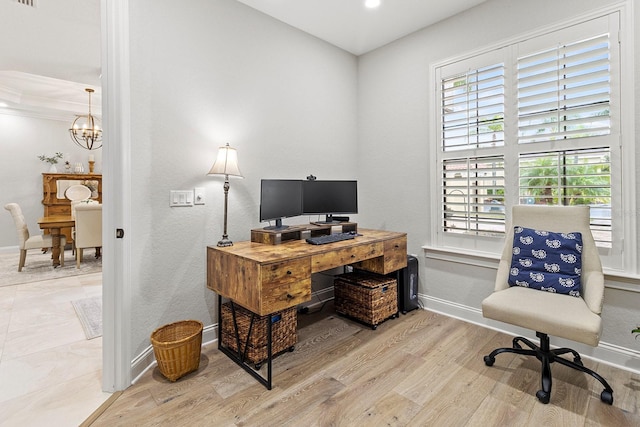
302, 180, 358, 223
259, 179, 303, 230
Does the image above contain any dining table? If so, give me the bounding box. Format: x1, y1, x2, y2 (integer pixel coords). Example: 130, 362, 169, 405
37, 215, 74, 267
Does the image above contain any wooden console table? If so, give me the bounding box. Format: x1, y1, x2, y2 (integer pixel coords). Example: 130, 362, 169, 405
207, 228, 407, 388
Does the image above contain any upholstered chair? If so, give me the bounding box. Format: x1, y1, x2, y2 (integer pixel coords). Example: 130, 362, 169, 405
65, 184, 92, 202
482, 205, 613, 405
74, 203, 102, 268
4, 202, 66, 271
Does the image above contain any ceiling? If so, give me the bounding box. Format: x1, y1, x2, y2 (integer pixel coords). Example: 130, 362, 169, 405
0, 0, 486, 116
235, 0, 488, 55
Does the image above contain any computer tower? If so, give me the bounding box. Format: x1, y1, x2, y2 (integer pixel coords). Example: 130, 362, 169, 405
396, 255, 419, 314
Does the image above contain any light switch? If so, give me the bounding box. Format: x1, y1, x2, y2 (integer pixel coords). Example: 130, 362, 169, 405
170, 190, 194, 207
194, 187, 205, 205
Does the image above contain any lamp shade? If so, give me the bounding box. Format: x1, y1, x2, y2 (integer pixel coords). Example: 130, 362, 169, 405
207, 143, 243, 178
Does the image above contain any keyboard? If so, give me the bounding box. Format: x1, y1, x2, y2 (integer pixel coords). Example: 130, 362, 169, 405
305, 232, 358, 245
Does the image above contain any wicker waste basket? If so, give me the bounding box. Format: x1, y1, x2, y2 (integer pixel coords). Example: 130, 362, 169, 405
151, 320, 203, 382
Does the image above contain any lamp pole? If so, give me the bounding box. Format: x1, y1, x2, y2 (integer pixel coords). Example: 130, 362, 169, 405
218, 176, 232, 247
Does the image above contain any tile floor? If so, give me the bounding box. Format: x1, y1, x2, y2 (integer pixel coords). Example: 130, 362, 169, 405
0, 270, 110, 426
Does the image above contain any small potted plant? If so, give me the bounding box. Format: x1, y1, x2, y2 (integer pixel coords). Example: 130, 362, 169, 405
38, 152, 64, 172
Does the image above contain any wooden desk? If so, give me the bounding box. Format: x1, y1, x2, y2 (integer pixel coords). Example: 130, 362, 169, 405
206, 228, 407, 388
38, 215, 74, 267
207, 228, 407, 315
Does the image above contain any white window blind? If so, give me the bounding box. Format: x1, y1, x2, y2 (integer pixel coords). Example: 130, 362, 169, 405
442, 156, 505, 235
518, 34, 611, 144
518, 148, 612, 246
441, 63, 505, 151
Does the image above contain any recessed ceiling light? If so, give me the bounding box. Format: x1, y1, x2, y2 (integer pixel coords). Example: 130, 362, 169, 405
365, 0, 381, 9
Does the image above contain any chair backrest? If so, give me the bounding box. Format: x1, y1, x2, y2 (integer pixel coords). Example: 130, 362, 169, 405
4, 203, 29, 249
71, 199, 99, 218
74, 203, 102, 249
495, 205, 604, 314
65, 184, 92, 201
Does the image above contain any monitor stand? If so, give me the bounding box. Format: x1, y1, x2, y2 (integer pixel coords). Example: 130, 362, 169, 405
263, 218, 289, 230
313, 214, 341, 225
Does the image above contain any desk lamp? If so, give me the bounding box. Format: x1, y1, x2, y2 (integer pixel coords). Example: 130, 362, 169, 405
208, 143, 243, 247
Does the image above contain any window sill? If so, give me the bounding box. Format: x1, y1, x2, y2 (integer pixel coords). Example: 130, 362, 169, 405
422, 245, 640, 291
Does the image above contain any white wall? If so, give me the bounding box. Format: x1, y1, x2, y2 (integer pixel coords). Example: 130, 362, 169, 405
126, 0, 358, 358
357, 0, 640, 370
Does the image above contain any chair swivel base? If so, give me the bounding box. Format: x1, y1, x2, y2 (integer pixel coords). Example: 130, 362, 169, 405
483, 331, 613, 405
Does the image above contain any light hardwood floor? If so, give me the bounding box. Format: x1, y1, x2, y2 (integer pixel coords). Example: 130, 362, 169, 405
0, 270, 109, 426
90, 303, 639, 426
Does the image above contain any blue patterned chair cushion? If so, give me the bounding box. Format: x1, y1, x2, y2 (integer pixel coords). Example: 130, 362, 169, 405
508, 226, 582, 297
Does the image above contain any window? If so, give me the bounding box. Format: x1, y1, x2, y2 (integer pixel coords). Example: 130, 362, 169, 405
441, 63, 505, 151
433, 11, 629, 271
519, 148, 611, 247
443, 156, 505, 235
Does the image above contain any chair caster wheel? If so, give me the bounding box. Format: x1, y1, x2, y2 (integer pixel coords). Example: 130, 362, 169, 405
254, 363, 262, 370
484, 355, 495, 366
600, 390, 613, 405
288, 346, 295, 352
372, 325, 378, 330
536, 390, 550, 404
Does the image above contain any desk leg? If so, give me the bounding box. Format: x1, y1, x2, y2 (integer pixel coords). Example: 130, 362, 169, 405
217, 295, 273, 390
50, 227, 62, 267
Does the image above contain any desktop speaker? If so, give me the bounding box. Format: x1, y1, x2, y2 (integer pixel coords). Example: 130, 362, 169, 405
395, 255, 419, 314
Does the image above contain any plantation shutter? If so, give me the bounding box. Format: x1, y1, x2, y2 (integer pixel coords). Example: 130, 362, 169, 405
517, 32, 611, 144
442, 156, 505, 234
518, 148, 612, 246
441, 63, 505, 151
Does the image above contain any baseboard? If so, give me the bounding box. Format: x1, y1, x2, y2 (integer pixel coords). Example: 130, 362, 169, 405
419, 293, 640, 375
130, 323, 218, 384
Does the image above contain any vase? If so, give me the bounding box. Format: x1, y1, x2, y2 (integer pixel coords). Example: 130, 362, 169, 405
49, 164, 58, 173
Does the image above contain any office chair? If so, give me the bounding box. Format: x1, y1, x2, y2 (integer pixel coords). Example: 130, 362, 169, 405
482, 205, 613, 405
74, 203, 102, 268
4, 202, 66, 271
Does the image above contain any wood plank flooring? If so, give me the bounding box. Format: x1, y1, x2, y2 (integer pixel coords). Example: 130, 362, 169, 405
88, 305, 640, 426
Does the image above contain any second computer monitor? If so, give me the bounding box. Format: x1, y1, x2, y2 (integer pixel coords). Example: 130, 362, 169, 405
302, 180, 358, 223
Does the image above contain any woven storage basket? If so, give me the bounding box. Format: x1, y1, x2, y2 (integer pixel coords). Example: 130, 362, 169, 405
221, 303, 297, 366
151, 320, 203, 382
334, 272, 398, 328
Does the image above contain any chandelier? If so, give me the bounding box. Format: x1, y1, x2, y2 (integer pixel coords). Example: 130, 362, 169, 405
69, 88, 102, 150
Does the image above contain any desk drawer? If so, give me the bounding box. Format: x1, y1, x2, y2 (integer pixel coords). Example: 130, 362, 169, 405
262, 258, 310, 284
311, 242, 383, 272
352, 236, 407, 274
261, 278, 311, 313
261, 258, 311, 313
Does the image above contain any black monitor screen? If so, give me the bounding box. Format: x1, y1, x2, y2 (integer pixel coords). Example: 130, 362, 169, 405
259, 179, 303, 229
302, 180, 358, 222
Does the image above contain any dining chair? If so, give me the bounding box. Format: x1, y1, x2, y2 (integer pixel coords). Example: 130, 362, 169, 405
74, 203, 102, 268
65, 184, 92, 201
4, 203, 66, 271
